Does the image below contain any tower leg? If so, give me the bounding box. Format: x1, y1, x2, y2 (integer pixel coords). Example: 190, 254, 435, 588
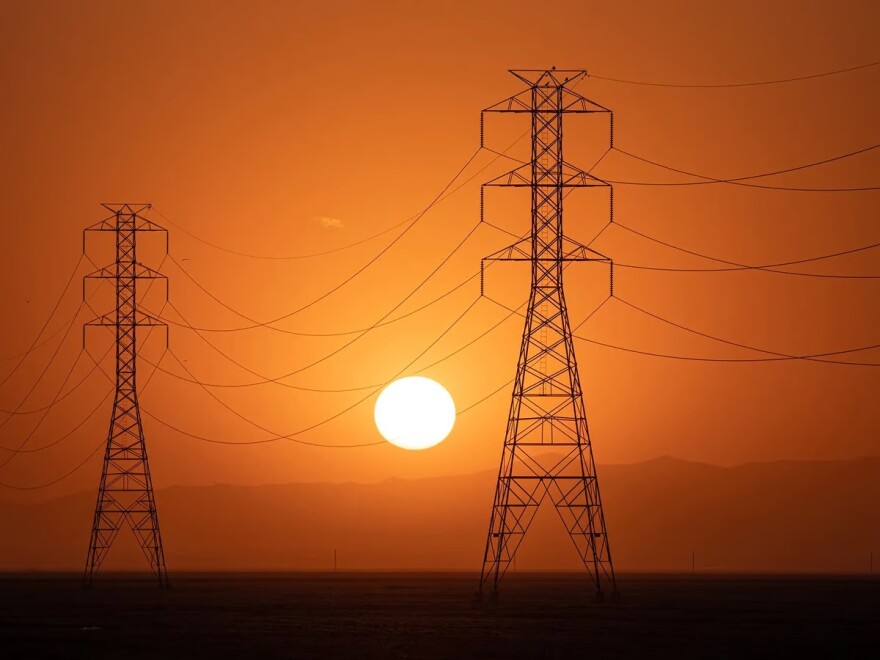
480, 446, 547, 594
549, 457, 616, 596
83, 487, 121, 587
83, 403, 168, 588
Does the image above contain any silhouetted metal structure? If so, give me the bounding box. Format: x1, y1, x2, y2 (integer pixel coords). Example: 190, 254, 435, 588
478, 69, 617, 599
83, 203, 169, 587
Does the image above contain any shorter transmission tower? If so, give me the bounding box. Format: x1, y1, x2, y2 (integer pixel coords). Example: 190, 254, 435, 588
478, 69, 617, 600
83, 203, 169, 588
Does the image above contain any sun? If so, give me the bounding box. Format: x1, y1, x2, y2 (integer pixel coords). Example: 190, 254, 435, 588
374, 376, 456, 450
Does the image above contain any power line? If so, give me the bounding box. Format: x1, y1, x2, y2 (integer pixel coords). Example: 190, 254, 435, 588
162, 253, 479, 336
139, 322, 377, 393
0, 284, 607, 464
89, 221, 510, 396
146, 130, 533, 346
0, 255, 169, 468
0, 301, 86, 434
142, 282, 523, 392
612, 297, 880, 367
155, 139, 878, 362
9, 66, 879, 489
146, 224, 550, 393
140, 294, 565, 448
0, 308, 81, 362
617, 144, 879, 185
480, 202, 876, 367
613, 223, 880, 279
140, 295, 485, 448
186, 151, 481, 328
0, 342, 112, 415
488, 143, 880, 276
485, 216, 880, 280
155, 135, 533, 335
412, 298, 522, 375
154, 164, 481, 339
484, 144, 880, 192
455, 377, 511, 416
165, 186, 547, 341
484, 296, 880, 366
136, 152, 491, 384
144, 226, 529, 392
0, 387, 112, 455
0, 254, 84, 387
0, 439, 105, 491
149, 131, 529, 264
588, 59, 880, 88
571, 296, 613, 332
579, 333, 880, 365
491, 142, 880, 191
149, 147, 478, 261
0, 349, 87, 469
207, 221, 483, 381
607, 147, 880, 192
152, 207, 414, 262
132, 218, 480, 398
0, 237, 172, 500
0, 346, 168, 489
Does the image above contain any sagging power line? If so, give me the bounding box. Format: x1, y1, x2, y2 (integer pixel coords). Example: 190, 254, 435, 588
1, 64, 878, 505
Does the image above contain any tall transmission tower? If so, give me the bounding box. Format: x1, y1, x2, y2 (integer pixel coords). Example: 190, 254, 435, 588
82, 203, 169, 588
478, 69, 617, 599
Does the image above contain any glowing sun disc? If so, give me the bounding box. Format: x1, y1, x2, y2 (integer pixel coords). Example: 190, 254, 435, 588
374, 376, 456, 450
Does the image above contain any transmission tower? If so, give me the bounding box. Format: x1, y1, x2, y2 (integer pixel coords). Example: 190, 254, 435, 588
478, 69, 617, 599
82, 203, 169, 588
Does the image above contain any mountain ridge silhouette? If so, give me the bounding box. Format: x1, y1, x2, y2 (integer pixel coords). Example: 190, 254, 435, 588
2, 455, 878, 573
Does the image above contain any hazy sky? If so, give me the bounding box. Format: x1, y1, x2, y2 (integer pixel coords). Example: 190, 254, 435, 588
0, 0, 878, 497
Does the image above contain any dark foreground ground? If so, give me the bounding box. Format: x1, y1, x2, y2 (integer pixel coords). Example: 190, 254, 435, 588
0, 572, 877, 659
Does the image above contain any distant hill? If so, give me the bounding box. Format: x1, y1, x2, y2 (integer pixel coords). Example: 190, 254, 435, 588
1, 456, 879, 573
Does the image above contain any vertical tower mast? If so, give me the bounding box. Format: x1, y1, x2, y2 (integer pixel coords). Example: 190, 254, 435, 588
83, 203, 169, 587
478, 69, 617, 599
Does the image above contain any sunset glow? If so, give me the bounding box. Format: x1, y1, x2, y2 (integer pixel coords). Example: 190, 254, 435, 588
0, 2, 878, 655
374, 377, 456, 450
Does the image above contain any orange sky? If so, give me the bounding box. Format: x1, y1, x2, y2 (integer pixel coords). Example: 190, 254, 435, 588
0, 0, 879, 501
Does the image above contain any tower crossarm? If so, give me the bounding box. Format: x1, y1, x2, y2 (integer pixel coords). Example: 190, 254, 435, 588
85, 262, 167, 280
84, 310, 166, 328
482, 70, 610, 115
482, 162, 609, 188
84, 263, 168, 299
480, 238, 611, 296
83, 204, 168, 253
483, 237, 609, 262
83, 306, 168, 350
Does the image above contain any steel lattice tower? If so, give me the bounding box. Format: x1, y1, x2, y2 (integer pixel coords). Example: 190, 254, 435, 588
478, 69, 617, 599
83, 203, 169, 588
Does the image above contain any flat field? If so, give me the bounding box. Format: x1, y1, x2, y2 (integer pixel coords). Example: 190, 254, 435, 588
0, 573, 877, 658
